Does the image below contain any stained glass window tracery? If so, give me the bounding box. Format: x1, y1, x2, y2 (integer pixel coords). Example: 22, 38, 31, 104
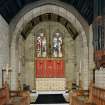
36, 30, 63, 58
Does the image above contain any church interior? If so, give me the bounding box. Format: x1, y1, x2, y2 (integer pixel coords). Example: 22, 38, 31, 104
0, 0, 105, 105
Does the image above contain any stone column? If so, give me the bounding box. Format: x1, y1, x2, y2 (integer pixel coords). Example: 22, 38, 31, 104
0, 15, 9, 88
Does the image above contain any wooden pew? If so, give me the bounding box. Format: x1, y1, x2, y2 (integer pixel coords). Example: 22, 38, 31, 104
72, 96, 91, 105
71, 90, 90, 105
90, 86, 105, 105
10, 90, 30, 105
71, 83, 105, 105
0, 82, 30, 105
0, 82, 9, 105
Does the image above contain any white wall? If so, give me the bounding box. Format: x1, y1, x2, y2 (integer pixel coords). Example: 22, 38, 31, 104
0, 15, 9, 87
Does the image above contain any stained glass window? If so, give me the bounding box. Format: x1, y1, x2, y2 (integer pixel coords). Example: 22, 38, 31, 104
52, 33, 63, 57
36, 33, 47, 57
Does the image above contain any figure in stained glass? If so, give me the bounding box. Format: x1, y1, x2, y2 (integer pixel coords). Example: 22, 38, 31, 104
52, 33, 63, 57
36, 33, 47, 57
53, 37, 58, 57
58, 36, 62, 57
41, 33, 47, 57
36, 36, 41, 57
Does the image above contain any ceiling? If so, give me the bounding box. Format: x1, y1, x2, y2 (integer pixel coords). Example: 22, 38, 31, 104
0, 0, 93, 24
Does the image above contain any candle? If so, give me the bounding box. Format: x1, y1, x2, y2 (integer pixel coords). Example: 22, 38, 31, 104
80, 61, 82, 73
19, 61, 20, 73
3, 65, 5, 70
6, 64, 9, 77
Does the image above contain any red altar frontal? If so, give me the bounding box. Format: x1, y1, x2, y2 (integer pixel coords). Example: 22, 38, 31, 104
36, 58, 64, 78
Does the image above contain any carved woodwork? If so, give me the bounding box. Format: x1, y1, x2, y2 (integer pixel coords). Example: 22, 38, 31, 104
90, 86, 105, 105
71, 83, 105, 105
0, 82, 30, 105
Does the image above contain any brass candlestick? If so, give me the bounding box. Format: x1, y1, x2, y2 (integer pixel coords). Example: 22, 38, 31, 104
17, 73, 21, 90
2, 65, 12, 88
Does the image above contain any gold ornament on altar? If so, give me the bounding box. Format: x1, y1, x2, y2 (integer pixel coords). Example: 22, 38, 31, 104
2, 64, 12, 87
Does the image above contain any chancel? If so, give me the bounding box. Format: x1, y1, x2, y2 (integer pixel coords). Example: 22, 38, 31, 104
0, 0, 105, 105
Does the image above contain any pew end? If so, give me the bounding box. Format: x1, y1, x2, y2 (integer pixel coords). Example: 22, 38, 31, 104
0, 82, 30, 105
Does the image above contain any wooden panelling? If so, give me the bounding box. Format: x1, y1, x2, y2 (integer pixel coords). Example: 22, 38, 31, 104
71, 84, 105, 105
91, 86, 105, 105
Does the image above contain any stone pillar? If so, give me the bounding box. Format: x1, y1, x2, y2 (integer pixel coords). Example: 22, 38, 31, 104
82, 31, 89, 90
88, 25, 95, 83
11, 40, 18, 90
0, 15, 9, 87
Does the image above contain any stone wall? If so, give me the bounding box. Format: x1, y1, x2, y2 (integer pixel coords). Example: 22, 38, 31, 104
75, 35, 83, 88
0, 15, 9, 87
25, 32, 35, 89
10, 34, 25, 90
18, 35, 25, 89
64, 32, 75, 90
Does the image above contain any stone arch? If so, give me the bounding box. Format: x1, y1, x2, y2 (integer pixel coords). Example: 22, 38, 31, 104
10, 0, 89, 90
